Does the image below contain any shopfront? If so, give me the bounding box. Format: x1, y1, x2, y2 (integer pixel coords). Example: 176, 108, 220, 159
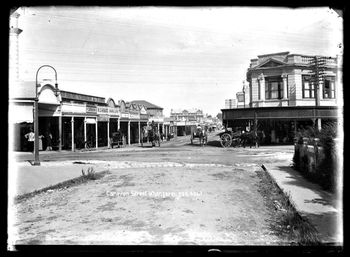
222, 106, 338, 144
10, 82, 61, 151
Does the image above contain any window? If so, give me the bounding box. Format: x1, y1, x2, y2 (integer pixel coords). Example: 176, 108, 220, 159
258, 80, 261, 100
302, 75, 315, 98
323, 77, 335, 99
265, 76, 283, 100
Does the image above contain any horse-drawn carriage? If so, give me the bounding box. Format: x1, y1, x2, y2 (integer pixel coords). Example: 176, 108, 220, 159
218, 128, 262, 148
141, 124, 161, 147
110, 130, 125, 148
190, 126, 208, 146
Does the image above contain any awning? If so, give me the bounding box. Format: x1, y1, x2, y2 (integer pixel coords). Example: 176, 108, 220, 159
9, 104, 33, 123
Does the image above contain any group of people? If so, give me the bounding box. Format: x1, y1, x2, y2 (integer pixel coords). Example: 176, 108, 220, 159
24, 129, 53, 152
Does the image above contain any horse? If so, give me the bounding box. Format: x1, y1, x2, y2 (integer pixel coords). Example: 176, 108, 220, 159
191, 127, 207, 146
239, 131, 261, 148
141, 125, 160, 147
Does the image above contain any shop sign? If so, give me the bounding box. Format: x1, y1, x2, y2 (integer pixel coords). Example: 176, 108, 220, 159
108, 107, 120, 116
140, 114, 149, 120
97, 115, 109, 122
149, 116, 164, 123
237, 94, 244, 102
130, 113, 140, 119
86, 118, 96, 124
86, 105, 97, 114
61, 103, 86, 114
97, 106, 109, 114
121, 112, 129, 118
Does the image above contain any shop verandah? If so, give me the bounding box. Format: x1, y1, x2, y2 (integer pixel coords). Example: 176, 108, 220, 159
63, 116, 149, 151
222, 106, 339, 145
15, 115, 150, 152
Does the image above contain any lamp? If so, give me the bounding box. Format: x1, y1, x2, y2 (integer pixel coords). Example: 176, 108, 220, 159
33, 65, 58, 166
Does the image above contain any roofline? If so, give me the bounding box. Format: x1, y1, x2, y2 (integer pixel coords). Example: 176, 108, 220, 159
257, 51, 290, 58
60, 90, 105, 100
131, 100, 163, 110
247, 63, 338, 73
221, 106, 339, 112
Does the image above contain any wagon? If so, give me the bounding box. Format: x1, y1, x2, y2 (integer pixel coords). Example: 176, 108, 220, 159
141, 125, 161, 147
190, 126, 208, 146
218, 129, 261, 148
217, 129, 242, 148
110, 131, 125, 148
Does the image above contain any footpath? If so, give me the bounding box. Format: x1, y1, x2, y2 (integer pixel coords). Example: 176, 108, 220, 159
264, 161, 343, 245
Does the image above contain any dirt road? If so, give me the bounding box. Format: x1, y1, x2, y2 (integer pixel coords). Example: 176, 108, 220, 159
11, 133, 294, 245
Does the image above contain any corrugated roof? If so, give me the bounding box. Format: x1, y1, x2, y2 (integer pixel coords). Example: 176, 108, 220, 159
131, 100, 163, 110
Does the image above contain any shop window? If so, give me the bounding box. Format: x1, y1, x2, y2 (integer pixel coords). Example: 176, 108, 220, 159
302, 75, 315, 98
323, 77, 335, 99
265, 77, 283, 100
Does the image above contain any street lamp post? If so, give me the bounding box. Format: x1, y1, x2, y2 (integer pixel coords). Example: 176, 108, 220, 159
33, 65, 58, 166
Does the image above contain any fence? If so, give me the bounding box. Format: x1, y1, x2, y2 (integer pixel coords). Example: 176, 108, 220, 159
294, 137, 325, 174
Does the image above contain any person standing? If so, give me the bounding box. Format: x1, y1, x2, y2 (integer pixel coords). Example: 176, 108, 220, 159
46, 131, 53, 151
24, 128, 35, 152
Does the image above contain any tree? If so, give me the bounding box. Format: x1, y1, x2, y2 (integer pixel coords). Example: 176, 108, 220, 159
216, 113, 222, 120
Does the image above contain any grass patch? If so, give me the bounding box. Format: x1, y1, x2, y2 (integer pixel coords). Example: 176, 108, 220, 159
256, 168, 321, 245
14, 168, 110, 204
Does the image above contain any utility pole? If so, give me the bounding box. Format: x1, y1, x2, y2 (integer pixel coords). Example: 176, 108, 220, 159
309, 56, 326, 131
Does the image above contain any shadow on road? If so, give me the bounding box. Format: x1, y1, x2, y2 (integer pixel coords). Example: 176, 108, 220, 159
206, 140, 222, 147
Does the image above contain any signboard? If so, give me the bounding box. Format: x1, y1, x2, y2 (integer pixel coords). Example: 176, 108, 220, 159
121, 112, 129, 119
130, 113, 140, 119
149, 116, 164, 123
140, 114, 149, 120
236, 93, 244, 102
97, 106, 109, 114
86, 105, 97, 114
108, 107, 120, 116
86, 118, 96, 124
61, 103, 86, 114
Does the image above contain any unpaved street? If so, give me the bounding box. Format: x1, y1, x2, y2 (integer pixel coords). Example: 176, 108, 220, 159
11, 134, 294, 245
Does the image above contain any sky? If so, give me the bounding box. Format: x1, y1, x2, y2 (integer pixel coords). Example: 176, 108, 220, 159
14, 6, 343, 117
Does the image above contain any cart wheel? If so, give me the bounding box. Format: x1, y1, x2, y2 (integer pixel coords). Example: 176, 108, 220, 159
220, 133, 232, 148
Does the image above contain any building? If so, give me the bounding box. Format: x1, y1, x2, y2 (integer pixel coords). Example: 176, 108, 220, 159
9, 80, 160, 151
221, 52, 341, 144
130, 100, 167, 135
9, 10, 167, 152
225, 99, 237, 109
170, 108, 204, 136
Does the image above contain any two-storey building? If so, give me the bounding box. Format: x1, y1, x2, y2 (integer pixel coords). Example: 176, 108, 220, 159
221, 52, 342, 144
170, 108, 204, 136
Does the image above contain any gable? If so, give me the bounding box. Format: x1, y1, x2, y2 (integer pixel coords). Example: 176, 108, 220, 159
255, 58, 286, 69
261, 60, 283, 67
38, 84, 60, 105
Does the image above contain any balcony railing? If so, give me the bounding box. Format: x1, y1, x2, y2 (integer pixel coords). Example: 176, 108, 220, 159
300, 55, 337, 66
